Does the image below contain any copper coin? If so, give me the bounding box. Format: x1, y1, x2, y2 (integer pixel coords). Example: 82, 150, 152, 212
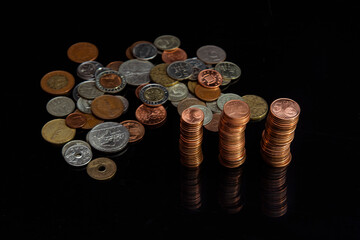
120, 120, 145, 143
135, 83, 149, 99
181, 107, 204, 125
106, 61, 123, 71
223, 100, 250, 121
99, 72, 122, 88
198, 69, 223, 88
194, 84, 221, 102
40, 70, 75, 95
162, 48, 187, 63
73, 110, 104, 130
177, 98, 206, 116
65, 112, 87, 128
86, 157, 117, 181
204, 113, 221, 132
135, 104, 167, 126
67, 42, 99, 63
270, 98, 300, 121
91, 95, 124, 120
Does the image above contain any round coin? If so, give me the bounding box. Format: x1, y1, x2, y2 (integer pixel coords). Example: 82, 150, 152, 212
76, 97, 92, 114
177, 98, 206, 116
242, 94, 268, 121
139, 83, 169, 107
270, 98, 300, 120
149, 63, 178, 87
188, 105, 213, 125
87, 157, 117, 181
167, 82, 188, 101
154, 35, 181, 51
204, 112, 221, 132
132, 42, 157, 60
91, 95, 124, 120
95, 69, 126, 93
214, 61, 241, 80
120, 120, 145, 143
46, 96, 75, 117
198, 69, 223, 88
77, 80, 104, 99
65, 112, 87, 128
77, 60, 103, 80
106, 61, 123, 71
63, 143, 92, 167
41, 119, 76, 145
162, 48, 187, 63
67, 42, 99, 63
135, 104, 167, 126
194, 84, 221, 102
166, 61, 193, 80
217, 93, 244, 110
196, 45, 226, 64
40, 70, 75, 95
119, 59, 154, 86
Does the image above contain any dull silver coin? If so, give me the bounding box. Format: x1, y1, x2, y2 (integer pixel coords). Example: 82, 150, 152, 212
119, 59, 154, 86
46, 96, 75, 117
77, 60, 103, 80
77, 80, 104, 99
132, 42, 157, 60
166, 61, 193, 80
216, 93, 244, 111
196, 45, 226, 64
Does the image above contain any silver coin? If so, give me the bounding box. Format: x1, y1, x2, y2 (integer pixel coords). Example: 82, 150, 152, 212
154, 35, 181, 51
46, 96, 75, 117
115, 95, 129, 113
167, 82, 188, 101
63, 144, 93, 167
77, 61, 103, 80
132, 43, 158, 60
88, 122, 129, 153
196, 45, 226, 64
72, 83, 81, 101
214, 61, 241, 80
206, 99, 222, 113
77, 80, 104, 99
188, 104, 213, 125
95, 67, 111, 77
170, 92, 196, 107
139, 83, 169, 106
185, 58, 207, 81
95, 69, 126, 93
216, 93, 244, 110
118, 59, 154, 86
166, 61, 193, 80
62, 140, 91, 157
76, 97, 92, 114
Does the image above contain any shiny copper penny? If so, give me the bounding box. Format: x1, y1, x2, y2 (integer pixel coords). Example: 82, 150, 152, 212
223, 100, 250, 122
197, 69, 223, 88
181, 107, 204, 125
194, 84, 221, 102
135, 104, 167, 126
270, 98, 300, 121
120, 120, 145, 143
91, 95, 124, 120
162, 48, 187, 63
40, 70, 75, 95
86, 157, 117, 181
65, 112, 87, 128
67, 42, 99, 63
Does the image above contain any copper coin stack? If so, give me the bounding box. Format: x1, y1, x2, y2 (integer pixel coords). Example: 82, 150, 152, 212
260, 98, 300, 167
179, 107, 204, 168
218, 100, 250, 168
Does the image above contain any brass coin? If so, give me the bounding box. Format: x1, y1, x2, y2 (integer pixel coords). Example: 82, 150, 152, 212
242, 95, 268, 121
149, 63, 178, 87
40, 70, 75, 95
41, 119, 76, 145
187, 81, 198, 94
86, 157, 117, 181
67, 42, 99, 63
194, 84, 221, 102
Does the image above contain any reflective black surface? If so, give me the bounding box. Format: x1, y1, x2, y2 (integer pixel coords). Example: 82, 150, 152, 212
4, 3, 359, 239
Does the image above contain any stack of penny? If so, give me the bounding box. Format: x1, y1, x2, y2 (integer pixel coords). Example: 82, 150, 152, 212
179, 107, 204, 168
218, 100, 250, 168
260, 98, 300, 167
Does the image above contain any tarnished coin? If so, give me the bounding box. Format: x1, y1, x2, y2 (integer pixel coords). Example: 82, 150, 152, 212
91, 95, 124, 120
217, 93, 244, 110
74, 110, 104, 130
135, 104, 167, 126
67, 42, 99, 63
77, 60, 103, 80
167, 82, 188, 101
188, 105, 213, 125
154, 35, 181, 51
46, 96, 75, 117
125, 40, 152, 59
87, 157, 117, 181
77, 80, 104, 99
139, 83, 169, 107
120, 120, 145, 143
41, 119, 76, 145
242, 95, 268, 121
215, 61, 241, 80
162, 48, 187, 64
187, 81, 199, 94
65, 112, 87, 128
166, 61, 193, 80
88, 122, 129, 153
76, 97, 92, 114
177, 98, 206, 116
196, 45, 226, 64
40, 70, 75, 95
149, 63, 178, 87
63, 143, 92, 167
119, 59, 154, 86
95, 69, 126, 93
132, 42, 157, 60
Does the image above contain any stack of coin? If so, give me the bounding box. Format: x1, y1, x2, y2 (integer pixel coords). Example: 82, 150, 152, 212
218, 100, 250, 168
260, 98, 300, 167
179, 107, 204, 168
195, 69, 223, 102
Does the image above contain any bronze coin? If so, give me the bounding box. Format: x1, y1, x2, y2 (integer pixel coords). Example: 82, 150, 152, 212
40, 70, 75, 95
135, 104, 167, 126
204, 113, 221, 132
91, 95, 124, 120
120, 120, 145, 143
270, 98, 300, 121
74, 110, 104, 130
162, 48, 187, 63
41, 119, 76, 145
106, 61, 123, 71
86, 157, 117, 181
223, 100, 250, 121
181, 107, 204, 125
67, 42, 99, 63
65, 112, 87, 128
194, 84, 221, 102
99, 73, 122, 88
197, 69, 223, 88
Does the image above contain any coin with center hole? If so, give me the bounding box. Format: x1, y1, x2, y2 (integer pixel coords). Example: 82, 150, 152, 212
86, 157, 117, 180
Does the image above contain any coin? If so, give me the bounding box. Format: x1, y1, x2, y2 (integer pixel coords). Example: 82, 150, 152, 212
119, 59, 154, 86
167, 82, 188, 102
41, 119, 76, 145
40, 70, 75, 95
125, 40, 152, 59
162, 48, 187, 63
270, 98, 300, 120
106, 61, 123, 71
135, 104, 167, 126
95, 69, 126, 93
177, 98, 206, 116
77, 60, 103, 80
65, 112, 87, 128
216, 93, 244, 110
74, 110, 104, 130
196, 45, 226, 64
187, 81, 199, 94
88, 122, 129, 153
149, 63, 178, 87
154, 35, 181, 51
194, 84, 221, 102
63, 143, 92, 167
184, 58, 207, 81
189, 105, 213, 125
76, 97, 92, 114
139, 83, 169, 107
87, 157, 117, 181
120, 120, 145, 143
198, 69, 223, 88
46, 96, 75, 117
206, 99, 222, 113
61, 140, 91, 157
77, 80, 104, 99
132, 42, 157, 60
214, 61, 241, 80
204, 113, 221, 132
135, 83, 149, 99
91, 95, 124, 120
242, 94, 268, 121
115, 95, 129, 113
67, 42, 99, 63
166, 61, 193, 80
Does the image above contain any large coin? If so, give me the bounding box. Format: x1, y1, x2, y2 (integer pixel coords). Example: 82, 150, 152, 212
40, 70, 75, 95
119, 59, 154, 86
41, 119, 76, 145
67, 42, 99, 63
91, 95, 124, 120
167, 82, 188, 102
149, 63, 178, 87
154, 35, 181, 51
88, 122, 129, 153
46, 96, 75, 117
166, 61, 193, 80
214, 61, 241, 80
196, 45, 226, 64
242, 95, 268, 121
95, 69, 126, 93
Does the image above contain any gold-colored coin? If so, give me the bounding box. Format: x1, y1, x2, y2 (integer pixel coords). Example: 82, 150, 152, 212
41, 119, 76, 145
86, 157, 117, 181
187, 81, 198, 94
242, 95, 268, 121
149, 63, 178, 87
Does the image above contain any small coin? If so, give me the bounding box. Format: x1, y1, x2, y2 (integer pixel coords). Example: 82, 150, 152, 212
197, 69, 223, 88
125, 40, 152, 59
41, 119, 76, 145
149, 63, 178, 87
162, 48, 187, 63
65, 112, 87, 128
196, 45, 226, 64
40, 70, 75, 95
187, 81, 199, 94
184, 58, 207, 81
132, 42, 157, 60
62, 140, 91, 157
135, 104, 167, 126
91, 95, 124, 120
87, 157, 117, 181
77, 61, 103, 80
63, 143, 93, 167
74, 110, 104, 130
46, 96, 75, 117
181, 107, 204, 125
154, 35, 181, 51
270, 98, 300, 120
242, 95, 268, 121
120, 120, 145, 143
95, 69, 126, 93
217, 93, 244, 110
67, 42, 99, 63
188, 104, 213, 125
177, 98, 206, 116
119, 59, 154, 86
214, 61, 241, 80
76, 97, 92, 114
194, 84, 221, 102
106, 61, 123, 71
77, 80, 104, 99
139, 83, 169, 107
204, 112, 221, 132
166, 61, 193, 80
167, 82, 188, 101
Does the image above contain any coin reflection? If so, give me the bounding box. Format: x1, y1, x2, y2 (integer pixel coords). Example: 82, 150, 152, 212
180, 166, 202, 211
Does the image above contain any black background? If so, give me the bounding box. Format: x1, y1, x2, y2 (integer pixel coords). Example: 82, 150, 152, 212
3, 2, 359, 239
